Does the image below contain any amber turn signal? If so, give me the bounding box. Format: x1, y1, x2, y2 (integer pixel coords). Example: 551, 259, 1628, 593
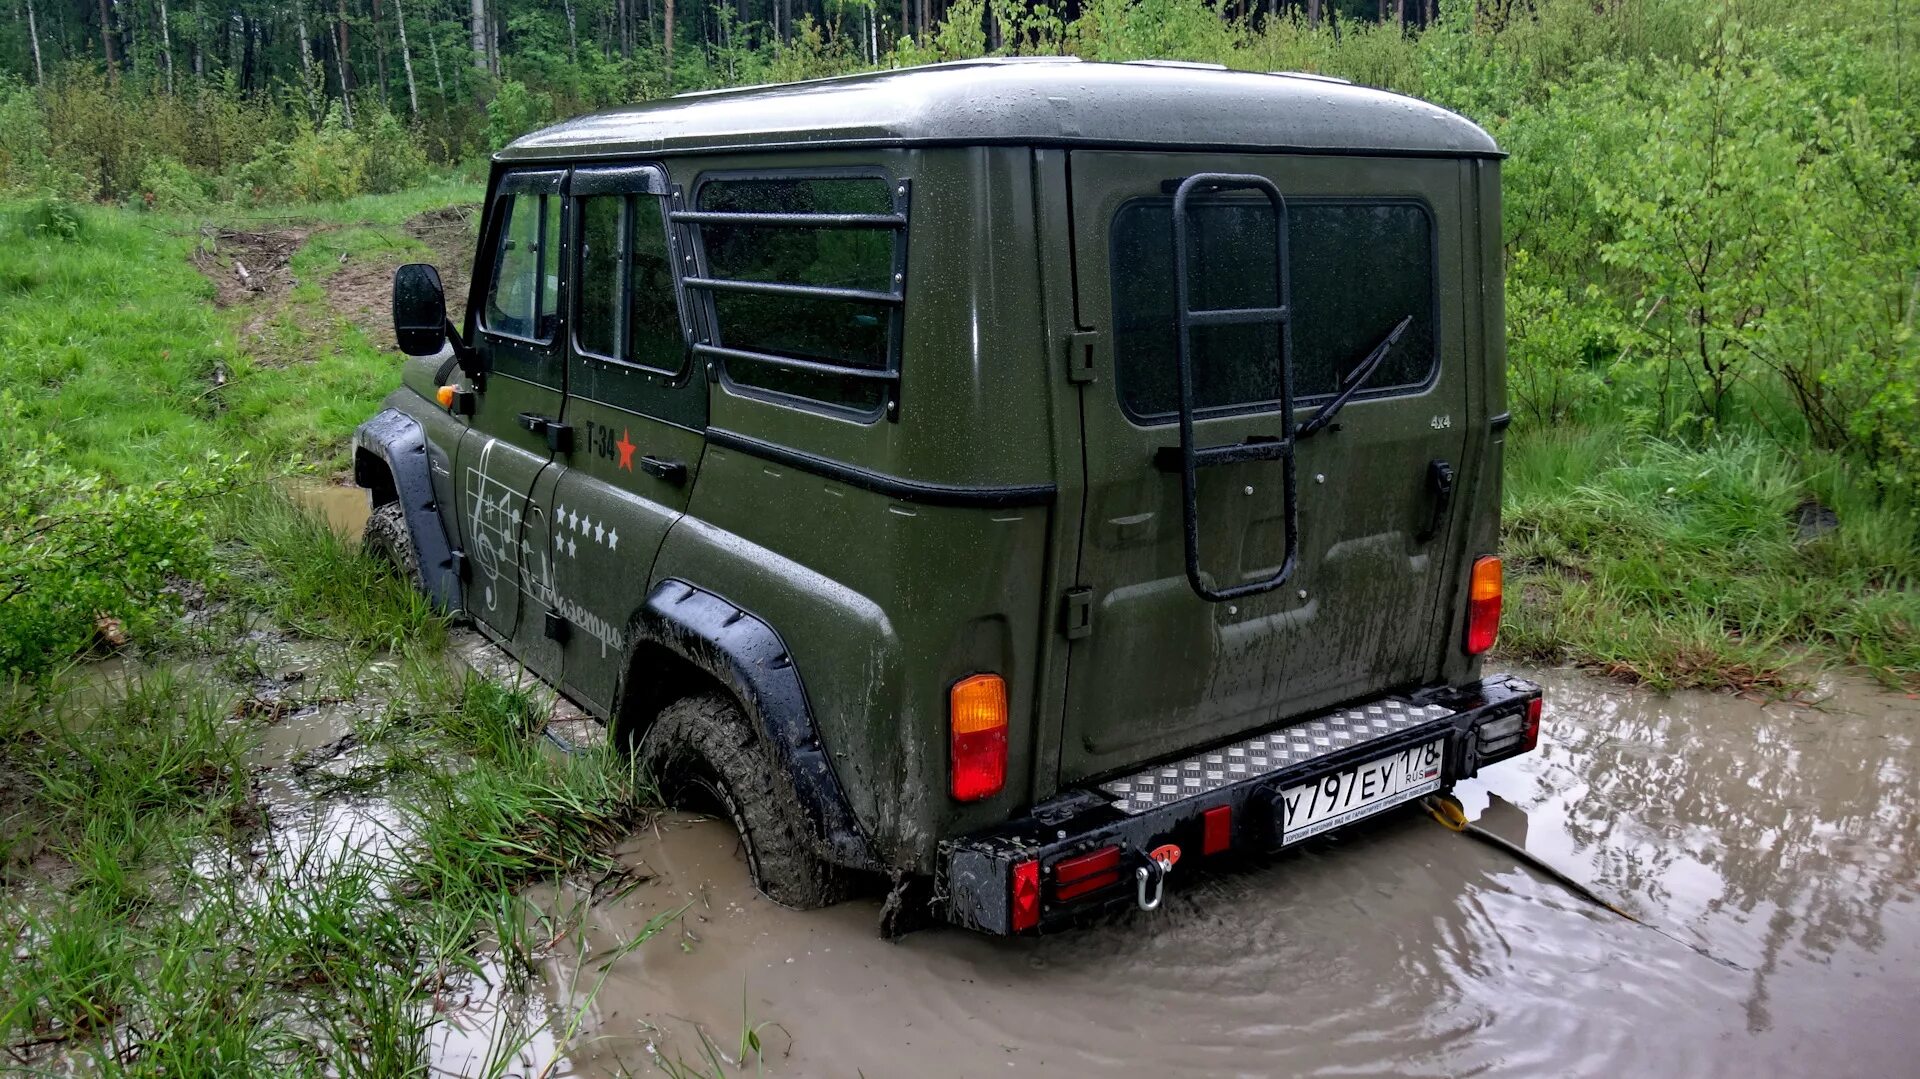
436, 384, 457, 410
949, 673, 1008, 801
1466, 555, 1502, 655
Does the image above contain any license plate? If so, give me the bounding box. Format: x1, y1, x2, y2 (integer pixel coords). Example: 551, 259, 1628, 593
1276, 737, 1446, 844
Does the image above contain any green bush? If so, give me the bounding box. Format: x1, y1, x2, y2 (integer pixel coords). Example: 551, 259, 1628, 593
135, 156, 208, 212
0, 395, 237, 678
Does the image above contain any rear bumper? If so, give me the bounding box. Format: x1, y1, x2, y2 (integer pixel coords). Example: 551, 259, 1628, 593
938, 674, 1542, 935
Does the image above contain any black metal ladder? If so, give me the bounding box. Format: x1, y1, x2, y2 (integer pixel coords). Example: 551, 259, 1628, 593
1165, 173, 1300, 603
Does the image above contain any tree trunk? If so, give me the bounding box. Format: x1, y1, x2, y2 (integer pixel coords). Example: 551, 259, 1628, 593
335, 0, 355, 125
1307, 0, 1321, 29
157, 0, 174, 91
25, 0, 45, 83
470, 0, 488, 71
296, 0, 314, 80
1396, 0, 1405, 31
96, 0, 118, 68
664, 0, 674, 84
563, 0, 578, 61
374, 0, 391, 103
395, 0, 419, 116
427, 6, 445, 102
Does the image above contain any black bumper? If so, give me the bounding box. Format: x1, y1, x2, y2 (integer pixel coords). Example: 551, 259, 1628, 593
939, 674, 1542, 935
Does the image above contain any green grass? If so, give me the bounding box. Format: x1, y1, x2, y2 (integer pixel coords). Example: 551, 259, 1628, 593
1500, 428, 1920, 690
0, 657, 660, 1072
215, 488, 448, 654
0, 184, 478, 485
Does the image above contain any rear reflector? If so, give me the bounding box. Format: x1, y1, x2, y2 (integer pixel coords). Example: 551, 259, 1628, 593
1522, 695, 1543, 752
1466, 556, 1502, 655
1011, 859, 1041, 931
1203, 805, 1233, 855
950, 673, 1008, 801
1052, 846, 1122, 902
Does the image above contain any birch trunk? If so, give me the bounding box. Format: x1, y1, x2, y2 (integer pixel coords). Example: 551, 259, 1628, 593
470, 0, 488, 71
25, 0, 44, 83
427, 12, 445, 101
664, 0, 675, 86
563, 0, 578, 61
395, 0, 420, 117
157, 0, 174, 91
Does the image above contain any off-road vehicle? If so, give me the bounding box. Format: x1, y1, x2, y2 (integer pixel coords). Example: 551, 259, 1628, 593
357, 57, 1544, 935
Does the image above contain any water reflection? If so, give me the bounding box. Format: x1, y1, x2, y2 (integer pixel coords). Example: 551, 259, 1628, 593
462, 668, 1920, 1077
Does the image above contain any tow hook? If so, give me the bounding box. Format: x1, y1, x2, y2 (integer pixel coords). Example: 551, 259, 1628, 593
1134, 843, 1182, 911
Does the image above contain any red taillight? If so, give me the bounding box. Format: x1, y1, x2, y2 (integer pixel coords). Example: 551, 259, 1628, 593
1011, 859, 1041, 931
1202, 805, 1233, 856
1521, 695, 1543, 752
1052, 846, 1122, 902
950, 674, 1008, 801
1466, 556, 1502, 655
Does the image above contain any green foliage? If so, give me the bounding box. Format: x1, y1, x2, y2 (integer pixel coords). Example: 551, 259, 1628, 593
0, 397, 236, 678
487, 79, 557, 151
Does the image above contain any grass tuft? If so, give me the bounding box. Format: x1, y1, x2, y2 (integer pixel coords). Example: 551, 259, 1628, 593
1502, 429, 1920, 690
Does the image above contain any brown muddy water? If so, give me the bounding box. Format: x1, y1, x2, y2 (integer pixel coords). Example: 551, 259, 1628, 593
442, 668, 1920, 1078
294, 481, 372, 538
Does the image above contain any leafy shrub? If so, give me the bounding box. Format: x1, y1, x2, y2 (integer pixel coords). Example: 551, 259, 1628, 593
0, 395, 237, 678
135, 156, 208, 212
487, 80, 557, 152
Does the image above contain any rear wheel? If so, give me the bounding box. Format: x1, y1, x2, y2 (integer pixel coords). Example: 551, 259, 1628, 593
637, 692, 844, 909
362, 502, 427, 595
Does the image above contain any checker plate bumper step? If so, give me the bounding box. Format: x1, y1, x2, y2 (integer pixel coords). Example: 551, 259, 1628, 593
1099, 698, 1454, 815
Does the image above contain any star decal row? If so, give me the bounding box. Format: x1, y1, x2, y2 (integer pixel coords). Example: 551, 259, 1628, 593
554, 504, 620, 559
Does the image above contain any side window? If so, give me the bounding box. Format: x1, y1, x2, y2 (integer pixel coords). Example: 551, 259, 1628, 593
572, 193, 684, 374
576, 195, 622, 359
688, 173, 905, 418
1111, 199, 1437, 422
483, 192, 562, 343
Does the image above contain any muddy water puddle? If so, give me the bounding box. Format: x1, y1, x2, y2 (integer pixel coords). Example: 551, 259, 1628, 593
474, 668, 1920, 1077
294, 481, 372, 538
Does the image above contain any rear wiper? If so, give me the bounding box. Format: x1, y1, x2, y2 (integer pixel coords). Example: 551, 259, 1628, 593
1297, 314, 1413, 439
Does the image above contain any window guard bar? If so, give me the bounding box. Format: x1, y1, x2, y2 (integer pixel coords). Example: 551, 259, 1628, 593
1166, 173, 1301, 603
681, 276, 902, 306
682, 176, 911, 421
693, 342, 901, 382
671, 210, 905, 229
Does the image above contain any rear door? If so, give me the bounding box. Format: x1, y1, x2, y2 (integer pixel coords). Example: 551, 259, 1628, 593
1060, 150, 1471, 783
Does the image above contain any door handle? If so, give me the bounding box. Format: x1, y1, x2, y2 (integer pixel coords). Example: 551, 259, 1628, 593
515, 412, 573, 453
1418, 458, 1454, 543
639, 455, 688, 485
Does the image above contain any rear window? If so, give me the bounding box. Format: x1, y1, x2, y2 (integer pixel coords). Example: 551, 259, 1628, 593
1111, 199, 1437, 422
688, 174, 905, 418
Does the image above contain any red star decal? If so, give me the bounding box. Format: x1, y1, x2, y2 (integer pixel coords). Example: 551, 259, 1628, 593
615, 428, 636, 471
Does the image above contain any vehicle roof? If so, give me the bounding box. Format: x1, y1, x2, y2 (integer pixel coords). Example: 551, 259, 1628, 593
496, 57, 1501, 162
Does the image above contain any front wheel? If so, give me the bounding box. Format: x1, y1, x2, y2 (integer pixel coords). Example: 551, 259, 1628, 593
362, 501, 427, 595
637, 692, 846, 909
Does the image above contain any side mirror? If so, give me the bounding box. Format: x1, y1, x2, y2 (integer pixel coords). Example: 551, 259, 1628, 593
393, 263, 448, 357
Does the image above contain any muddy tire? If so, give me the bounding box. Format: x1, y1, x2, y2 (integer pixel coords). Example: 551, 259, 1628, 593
638, 692, 845, 910
362, 502, 427, 595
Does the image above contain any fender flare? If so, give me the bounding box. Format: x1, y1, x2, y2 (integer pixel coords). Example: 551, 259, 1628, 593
620, 579, 881, 873
351, 408, 463, 614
